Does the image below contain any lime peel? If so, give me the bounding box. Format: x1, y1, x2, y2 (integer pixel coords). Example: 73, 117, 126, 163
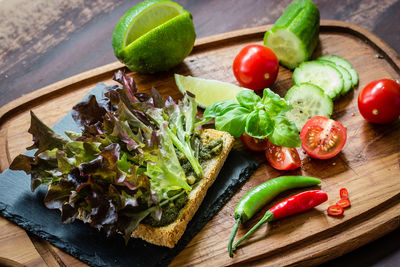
112, 0, 196, 73
122, 1, 185, 47
174, 74, 247, 109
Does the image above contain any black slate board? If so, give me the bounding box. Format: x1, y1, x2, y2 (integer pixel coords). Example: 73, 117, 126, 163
0, 83, 259, 267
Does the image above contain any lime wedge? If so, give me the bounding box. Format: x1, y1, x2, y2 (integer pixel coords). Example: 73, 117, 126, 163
174, 74, 247, 109
112, 0, 196, 73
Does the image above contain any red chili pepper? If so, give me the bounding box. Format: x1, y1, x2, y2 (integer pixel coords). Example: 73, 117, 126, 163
340, 188, 349, 199
269, 190, 328, 219
327, 205, 344, 216
336, 198, 351, 208
232, 190, 328, 251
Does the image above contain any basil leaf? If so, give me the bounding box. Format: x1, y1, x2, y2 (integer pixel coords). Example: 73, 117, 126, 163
215, 107, 251, 137
236, 90, 260, 109
261, 88, 292, 116
245, 110, 273, 139
203, 99, 241, 120
268, 116, 301, 147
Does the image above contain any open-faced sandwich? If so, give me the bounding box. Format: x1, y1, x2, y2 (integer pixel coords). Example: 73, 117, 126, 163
10, 71, 234, 248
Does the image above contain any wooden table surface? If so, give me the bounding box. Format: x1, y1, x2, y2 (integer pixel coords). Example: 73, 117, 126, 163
0, 0, 399, 266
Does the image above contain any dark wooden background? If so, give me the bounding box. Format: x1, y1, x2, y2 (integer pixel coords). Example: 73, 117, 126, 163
1, 0, 399, 265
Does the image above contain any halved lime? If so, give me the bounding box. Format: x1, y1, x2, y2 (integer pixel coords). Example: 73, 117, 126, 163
174, 74, 247, 109
112, 0, 196, 73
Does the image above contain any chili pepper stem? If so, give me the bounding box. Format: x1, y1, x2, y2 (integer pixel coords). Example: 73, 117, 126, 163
228, 219, 241, 258
232, 211, 274, 251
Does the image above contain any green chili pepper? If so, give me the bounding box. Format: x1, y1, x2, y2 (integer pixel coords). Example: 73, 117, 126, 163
228, 175, 321, 257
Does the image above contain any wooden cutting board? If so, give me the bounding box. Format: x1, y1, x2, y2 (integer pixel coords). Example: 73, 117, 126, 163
0, 20, 399, 267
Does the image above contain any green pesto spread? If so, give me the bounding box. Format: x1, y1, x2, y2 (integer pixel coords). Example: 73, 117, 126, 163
142, 192, 188, 227
199, 138, 223, 161
144, 136, 224, 227
178, 137, 224, 178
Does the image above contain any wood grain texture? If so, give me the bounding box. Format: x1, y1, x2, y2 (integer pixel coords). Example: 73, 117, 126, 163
0, 21, 399, 266
0, 218, 46, 266
0, 0, 399, 107
0, 0, 123, 107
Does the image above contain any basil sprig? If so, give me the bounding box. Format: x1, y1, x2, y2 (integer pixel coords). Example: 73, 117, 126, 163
203, 89, 301, 147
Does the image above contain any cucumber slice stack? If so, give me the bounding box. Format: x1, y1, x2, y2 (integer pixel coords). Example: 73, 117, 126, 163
292, 61, 344, 99
317, 55, 359, 89
331, 64, 353, 95
291, 55, 359, 101
287, 54, 359, 129
264, 0, 320, 69
285, 83, 333, 130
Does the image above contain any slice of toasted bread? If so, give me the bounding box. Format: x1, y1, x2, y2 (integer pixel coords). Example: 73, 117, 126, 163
131, 129, 234, 248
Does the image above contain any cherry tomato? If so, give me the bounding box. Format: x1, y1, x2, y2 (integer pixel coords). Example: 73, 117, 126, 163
233, 44, 279, 91
300, 116, 347, 160
336, 198, 351, 208
265, 140, 301, 170
327, 205, 344, 216
358, 79, 400, 124
340, 188, 349, 199
240, 133, 268, 152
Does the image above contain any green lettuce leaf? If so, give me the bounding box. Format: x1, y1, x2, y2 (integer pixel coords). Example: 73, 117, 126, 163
44, 179, 75, 209
118, 102, 153, 139
27, 111, 68, 155
145, 123, 191, 200
10, 71, 211, 240
182, 93, 198, 137
56, 150, 76, 174
65, 131, 82, 141
65, 141, 100, 165
117, 152, 131, 173
10, 153, 60, 191
164, 95, 203, 177
120, 207, 154, 244
72, 95, 107, 127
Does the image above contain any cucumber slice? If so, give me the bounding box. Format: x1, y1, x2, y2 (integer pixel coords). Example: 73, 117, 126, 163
318, 55, 352, 68
335, 65, 353, 95
264, 0, 320, 69
292, 61, 343, 99
347, 68, 359, 87
285, 83, 333, 131
317, 55, 359, 87
318, 59, 352, 95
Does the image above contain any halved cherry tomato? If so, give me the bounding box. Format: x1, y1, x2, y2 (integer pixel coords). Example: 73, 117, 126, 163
265, 140, 301, 170
336, 198, 351, 208
233, 44, 279, 91
300, 116, 347, 160
240, 133, 269, 152
327, 205, 344, 216
340, 188, 349, 199
358, 79, 400, 124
